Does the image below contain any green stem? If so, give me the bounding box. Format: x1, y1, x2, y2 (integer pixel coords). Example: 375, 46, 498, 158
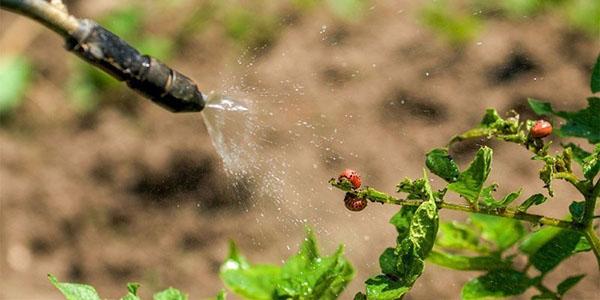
553, 172, 587, 194
533, 282, 558, 299
582, 180, 600, 269
584, 227, 600, 270
330, 180, 577, 230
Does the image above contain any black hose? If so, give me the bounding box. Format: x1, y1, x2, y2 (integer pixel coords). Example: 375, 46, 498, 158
1, 0, 205, 113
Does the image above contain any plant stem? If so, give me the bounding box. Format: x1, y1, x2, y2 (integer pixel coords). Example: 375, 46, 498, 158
582, 180, 600, 269
330, 180, 577, 230
584, 227, 600, 270
533, 282, 558, 299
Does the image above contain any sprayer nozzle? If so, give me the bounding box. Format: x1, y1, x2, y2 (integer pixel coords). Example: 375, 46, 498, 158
67, 20, 205, 113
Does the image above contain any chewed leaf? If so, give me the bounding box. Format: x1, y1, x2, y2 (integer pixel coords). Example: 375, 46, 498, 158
517, 194, 547, 212
450, 109, 524, 144
365, 275, 411, 300
481, 186, 521, 208
582, 144, 600, 180
48, 274, 101, 300
448, 147, 493, 206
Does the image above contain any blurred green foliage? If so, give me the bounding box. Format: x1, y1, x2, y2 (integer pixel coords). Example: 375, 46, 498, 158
421, 1, 482, 46
422, 0, 600, 45
0, 55, 32, 117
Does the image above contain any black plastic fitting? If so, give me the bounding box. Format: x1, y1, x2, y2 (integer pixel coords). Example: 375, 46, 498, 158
66, 20, 205, 112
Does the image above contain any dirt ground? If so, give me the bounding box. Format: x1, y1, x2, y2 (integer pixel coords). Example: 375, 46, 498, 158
1, 0, 599, 299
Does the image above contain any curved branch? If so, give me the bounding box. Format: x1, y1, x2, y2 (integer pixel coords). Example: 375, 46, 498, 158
330, 179, 577, 230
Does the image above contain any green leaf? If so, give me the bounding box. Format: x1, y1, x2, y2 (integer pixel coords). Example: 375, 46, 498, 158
221, 229, 354, 300
277, 237, 354, 300
353, 292, 367, 300
450, 109, 524, 144
153, 288, 187, 300
215, 289, 227, 300
557, 274, 585, 296
574, 236, 592, 253
362, 173, 439, 298
427, 250, 510, 271
121, 283, 141, 300
517, 193, 547, 212
569, 201, 585, 223
528, 98, 555, 116
379, 248, 400, 277
396, 178, 429, 200
48, 274, 102, 300
529, 229, 583, 273
220, 241, 280, 300
389, 206, 418, 240
0, 56, 31, 115
470, 214, 524, 252
426, 148, 460, 182
448, 147, 493, 205
460, 269, 531, 300
530, 98, 600, 143
364, 275, 411, 300
582, 144, 600, 180
558, 97, 600, 143
592, 54, 600, 93
519, 226, 562, 255
481, 186, 521, 208
562, 143, 591, 166
436, 221, 485, 253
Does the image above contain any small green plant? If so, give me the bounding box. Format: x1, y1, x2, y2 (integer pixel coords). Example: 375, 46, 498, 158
0, 55, 32, 118
49, 229, 354, 300
50, 57, 599, 300
422, 0, 600, 45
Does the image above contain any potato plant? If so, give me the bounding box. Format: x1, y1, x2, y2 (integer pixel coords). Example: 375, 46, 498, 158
50, 57, 599, 300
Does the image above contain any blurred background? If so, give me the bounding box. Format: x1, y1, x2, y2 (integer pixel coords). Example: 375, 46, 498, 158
1, 0, 599, 299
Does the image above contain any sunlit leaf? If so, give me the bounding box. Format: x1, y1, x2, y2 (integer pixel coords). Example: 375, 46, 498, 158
48, 274, 101, 300
153, 287, 187, 300
448, 147, 493, 205
120, 283, 141, 300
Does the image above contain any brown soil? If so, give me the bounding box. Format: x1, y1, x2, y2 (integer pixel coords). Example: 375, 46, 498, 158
1, 1, 599, 299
